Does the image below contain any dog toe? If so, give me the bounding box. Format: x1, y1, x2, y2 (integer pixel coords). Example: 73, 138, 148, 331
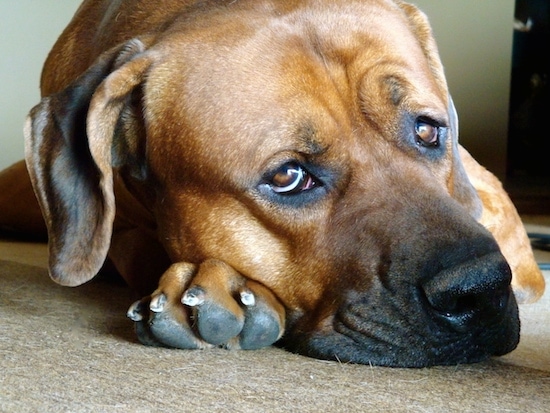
127, 294, 205, 349
180, 283, 284, 349
181, 262, 285, 349
127, 299, 164, 347
237, 282, 285, 350
184, 285, 245, 345
148, 308, 204, 349
127, 260, 285, 350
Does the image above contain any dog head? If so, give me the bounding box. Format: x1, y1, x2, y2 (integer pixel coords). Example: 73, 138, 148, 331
25, 0, 541, 366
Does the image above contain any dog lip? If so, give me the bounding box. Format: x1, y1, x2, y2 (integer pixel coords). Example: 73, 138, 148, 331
282, 283, 520, 367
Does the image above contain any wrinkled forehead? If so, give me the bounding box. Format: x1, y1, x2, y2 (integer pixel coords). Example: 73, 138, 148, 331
145, 0, 446, 181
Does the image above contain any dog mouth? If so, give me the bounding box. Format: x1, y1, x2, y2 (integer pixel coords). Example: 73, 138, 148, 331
280, 252, 521, 368
284, 290, 519, 368
336, 290, 518, 367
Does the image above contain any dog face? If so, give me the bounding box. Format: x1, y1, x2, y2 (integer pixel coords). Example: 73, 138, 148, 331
25, 0, 521, 366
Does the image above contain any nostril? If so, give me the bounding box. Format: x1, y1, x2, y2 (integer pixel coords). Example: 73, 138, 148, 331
425, 289, 509, 333
421, 252, 513, 333
437, 295, 474, 317
425, 293, 476, 333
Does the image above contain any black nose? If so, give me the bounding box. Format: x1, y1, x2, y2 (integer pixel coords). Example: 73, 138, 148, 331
421, 252, 513, 333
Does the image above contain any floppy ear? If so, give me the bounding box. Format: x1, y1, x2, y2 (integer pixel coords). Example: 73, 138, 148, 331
459, 147, 545, 303
24, 38, 154, 286
397, 1, 482, 218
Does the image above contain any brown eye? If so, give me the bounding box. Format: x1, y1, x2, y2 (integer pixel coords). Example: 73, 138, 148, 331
415, 120, 439, 147
270, 163, 316, 194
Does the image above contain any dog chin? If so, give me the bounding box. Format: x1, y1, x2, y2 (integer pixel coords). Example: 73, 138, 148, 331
281, 292, 520, 368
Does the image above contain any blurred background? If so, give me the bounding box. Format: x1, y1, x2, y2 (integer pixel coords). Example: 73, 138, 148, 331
0, 0, 81, 170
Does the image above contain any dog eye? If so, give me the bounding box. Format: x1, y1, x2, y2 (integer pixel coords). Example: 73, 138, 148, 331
269, 163, 317, 194
415, 119, 439, 147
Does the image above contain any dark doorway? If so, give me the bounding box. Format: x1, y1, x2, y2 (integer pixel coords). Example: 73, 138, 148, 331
506, 0, 550, 213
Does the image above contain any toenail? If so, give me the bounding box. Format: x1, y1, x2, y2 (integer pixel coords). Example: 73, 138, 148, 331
182, 287, 205, 307
127, 301, 143, 321
150, 294, 167, 313
240, 290, 256, 306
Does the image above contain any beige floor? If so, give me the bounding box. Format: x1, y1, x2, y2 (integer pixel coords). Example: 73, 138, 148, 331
1, 217, 549, 412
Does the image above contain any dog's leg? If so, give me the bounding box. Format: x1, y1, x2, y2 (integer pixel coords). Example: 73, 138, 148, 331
0, 160, 46, 238
108, 227, 172, 295
127, 259, 285, 350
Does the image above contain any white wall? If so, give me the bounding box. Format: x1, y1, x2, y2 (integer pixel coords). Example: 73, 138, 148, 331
0, 1, 515, 178
413, 0, 515, 179
0, 1, 81, 169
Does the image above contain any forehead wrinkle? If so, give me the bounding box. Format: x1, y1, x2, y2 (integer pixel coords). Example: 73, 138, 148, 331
382, 74, 447, 120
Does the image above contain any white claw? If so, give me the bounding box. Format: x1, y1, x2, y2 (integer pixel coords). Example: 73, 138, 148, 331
127, 301, 143, 321
240, 290, 256, 306
149, 294, 167, 313
182, 289, 205, 307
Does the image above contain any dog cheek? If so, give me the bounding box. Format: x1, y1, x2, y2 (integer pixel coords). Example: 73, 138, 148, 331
156, 194, 305, 306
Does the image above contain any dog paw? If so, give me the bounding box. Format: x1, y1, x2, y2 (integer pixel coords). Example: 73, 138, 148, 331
126, 260, 285, 350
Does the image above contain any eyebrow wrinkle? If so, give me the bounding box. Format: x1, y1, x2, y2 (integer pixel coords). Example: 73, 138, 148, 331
295, 122, 328, 155
384, 75, 406, 106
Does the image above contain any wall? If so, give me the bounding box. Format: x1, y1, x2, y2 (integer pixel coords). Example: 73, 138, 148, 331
413, 0, 515, 179
0, 1, 515, 179
0, 1, 81, 169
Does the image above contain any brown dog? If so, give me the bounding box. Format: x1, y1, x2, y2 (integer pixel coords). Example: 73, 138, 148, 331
0, 0, 544, 367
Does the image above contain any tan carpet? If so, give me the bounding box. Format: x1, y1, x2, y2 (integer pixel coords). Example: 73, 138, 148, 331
1, 230, 549, 412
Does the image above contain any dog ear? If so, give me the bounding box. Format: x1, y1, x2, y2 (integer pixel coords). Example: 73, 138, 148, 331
24, 38, 154, 286
397, 2, 483, 218
459, 146, 545, 303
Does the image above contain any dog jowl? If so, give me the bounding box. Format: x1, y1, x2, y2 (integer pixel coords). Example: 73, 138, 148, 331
17, 0, 543, 367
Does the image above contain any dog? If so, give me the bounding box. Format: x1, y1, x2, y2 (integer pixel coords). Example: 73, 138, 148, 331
0, 0, 545, 367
